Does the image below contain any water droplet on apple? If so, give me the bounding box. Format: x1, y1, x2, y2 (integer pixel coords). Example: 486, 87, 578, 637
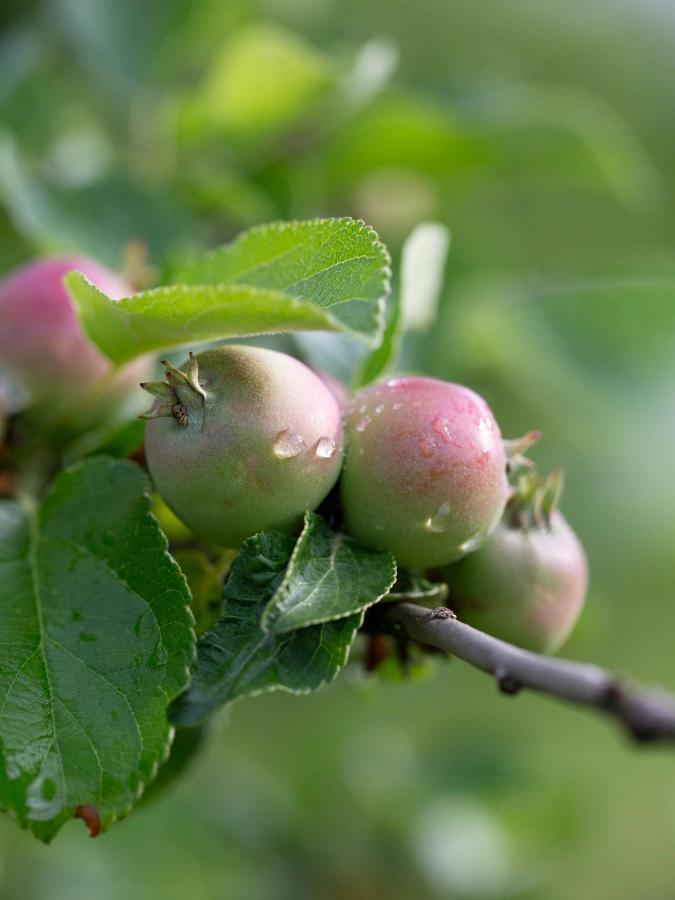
424, 502, 451, 533
315, 437, 337, 459
273, 429, 305, 458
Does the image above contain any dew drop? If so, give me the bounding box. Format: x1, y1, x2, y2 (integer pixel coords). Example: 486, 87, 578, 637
458, 530, 488, 555
315, 437, 337, 459
374, 403, 385, 414
424, 502, 452, 533
392, 402, 403, 410
273, 429, 305, 458
355, 418, 370, 433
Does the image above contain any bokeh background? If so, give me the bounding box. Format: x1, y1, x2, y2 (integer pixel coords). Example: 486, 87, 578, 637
2, 0, 675, 896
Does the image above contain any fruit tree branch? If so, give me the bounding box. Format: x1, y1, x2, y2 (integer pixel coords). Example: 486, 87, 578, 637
381, 603, 675, 745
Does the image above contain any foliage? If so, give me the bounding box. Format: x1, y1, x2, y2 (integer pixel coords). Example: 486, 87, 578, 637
1, 1, 674, 896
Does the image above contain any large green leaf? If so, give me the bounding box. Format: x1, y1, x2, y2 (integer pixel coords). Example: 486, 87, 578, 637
170, 532, 362, 727
66, 218, 390, 364
0, 458, 195, 842
187, 23, 334, 138
262, 513, 396, 635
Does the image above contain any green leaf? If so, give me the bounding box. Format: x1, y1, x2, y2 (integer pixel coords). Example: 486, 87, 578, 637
188, 23, 334, 138
262, 513, 396, 634
355, 222, 450, 387
170, 532, 362, 727
355, 293, 401, 388
387, 571, 449, 605
66, 218, 391, 364
0, 458, 195, 842
0, 136, 190, 268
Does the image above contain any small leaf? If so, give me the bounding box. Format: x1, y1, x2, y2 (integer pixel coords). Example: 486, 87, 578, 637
262, 513, 396, 634
67, 218, 391, 364
355, 294, 401, 387
170, 532, 362, 727
387, 571, 449, 605
0, 458, 195, 842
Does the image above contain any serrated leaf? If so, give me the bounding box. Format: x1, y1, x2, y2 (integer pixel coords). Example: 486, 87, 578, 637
66, 218, 391, 364
262, 513, 396, 634
0, 458, 195, 842
170, 532, 362, 727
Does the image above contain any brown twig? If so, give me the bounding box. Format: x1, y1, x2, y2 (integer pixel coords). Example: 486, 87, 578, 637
381, 603, 675, 745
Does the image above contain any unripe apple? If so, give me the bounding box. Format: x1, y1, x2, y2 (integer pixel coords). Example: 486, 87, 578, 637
340, 377, 509, 568
143, 346, 344, 547
444, 471, 588, 653
0, 255, 149, 435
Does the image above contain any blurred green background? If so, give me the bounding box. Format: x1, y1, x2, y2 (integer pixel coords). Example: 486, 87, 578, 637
2, 0, 675, 896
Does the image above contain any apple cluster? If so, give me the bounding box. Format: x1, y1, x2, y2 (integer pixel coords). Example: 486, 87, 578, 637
141, 345, 588, 654
0, 254, 587, 656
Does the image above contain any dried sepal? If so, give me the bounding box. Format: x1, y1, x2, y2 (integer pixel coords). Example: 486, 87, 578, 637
139, 402, 175, 421
504, 430, 543, 476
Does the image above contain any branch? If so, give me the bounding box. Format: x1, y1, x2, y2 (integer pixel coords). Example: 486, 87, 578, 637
381, 603, 675, 745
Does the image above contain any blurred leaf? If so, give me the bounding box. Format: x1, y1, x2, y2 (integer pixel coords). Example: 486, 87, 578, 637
356, 221, 451, 386
67, 218, 390, 363
185, 22, 334, 139
47, 0, 190, 96
0, 135, 190, 267
0, 458, 195, 842
172, 548, 234, 635
76, 417, 145, 460
327, 93, 478, 181
170, 532, 363, 727
292, 331, 369, 386
399, 222, 450, 331
262, 513, 396, 634
475, 83, 665, 211
531, 278, 675, 376
340, 37, 399, 111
